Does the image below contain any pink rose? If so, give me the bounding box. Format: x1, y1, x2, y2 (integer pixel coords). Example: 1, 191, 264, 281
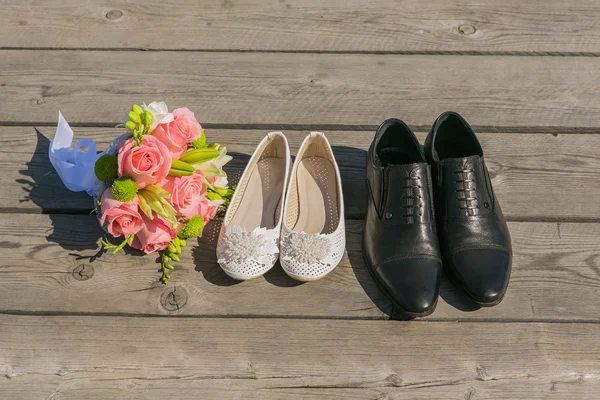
196, 196, 214, 224
99, 190, 143, 238
172, 108, 202, 143
118, 135, 172, 189
152, 108, 201, 158
131, 213, 176, 254
161, 171, 207, 219
205, 204, 218, 223
151, 124, 187, 159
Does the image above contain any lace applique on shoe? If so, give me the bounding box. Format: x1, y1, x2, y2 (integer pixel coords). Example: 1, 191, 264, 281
217, 226, 279, 266
281, 231, 332, 265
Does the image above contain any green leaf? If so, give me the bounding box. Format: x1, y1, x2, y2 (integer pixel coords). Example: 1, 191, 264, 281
190, 129, 207, 149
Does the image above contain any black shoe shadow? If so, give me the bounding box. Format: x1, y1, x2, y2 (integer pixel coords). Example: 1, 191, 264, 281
438, 273, 482, 312
346, 249, 396, 319
20, 129, 103, 255
331, 145, 395, 318
331, 145, 367, 219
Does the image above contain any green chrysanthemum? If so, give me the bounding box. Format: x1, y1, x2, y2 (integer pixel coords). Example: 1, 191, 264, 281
94, 154, 118, 182
178, 215, 205, 239
112, 177, 138, 202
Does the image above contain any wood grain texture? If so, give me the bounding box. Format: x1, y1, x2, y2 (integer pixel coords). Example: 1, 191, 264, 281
2, 213, 600, 321
4, 0, 600, 53
1, 315, 599, 399
2, 2, 598, 397
5, 378, 598, 400
7, 127, 600, 220
1, 50, 599, 127
0, 214, 391, 319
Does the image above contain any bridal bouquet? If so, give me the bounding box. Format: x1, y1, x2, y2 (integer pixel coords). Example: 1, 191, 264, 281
49, 102, 234, 283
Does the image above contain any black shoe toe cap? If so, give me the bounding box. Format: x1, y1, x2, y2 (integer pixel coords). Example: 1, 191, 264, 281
375, 258, 442, 316
448, 249, 512, 306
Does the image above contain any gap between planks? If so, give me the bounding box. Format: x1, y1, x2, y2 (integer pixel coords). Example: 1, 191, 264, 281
1, 310, 600, 324
1, 210, 600, 225
3, 47, 600, 57
3, 122, 600, 134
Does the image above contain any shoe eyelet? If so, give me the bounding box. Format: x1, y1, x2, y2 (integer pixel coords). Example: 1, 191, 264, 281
484, 202, 490, 208
385, 212, 393, 219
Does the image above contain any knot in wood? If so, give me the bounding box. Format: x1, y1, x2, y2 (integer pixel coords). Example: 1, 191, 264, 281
72, 264, 94, 281
458, 24, 476, 35
161, 286, 188, 312
106, 10, 123, 20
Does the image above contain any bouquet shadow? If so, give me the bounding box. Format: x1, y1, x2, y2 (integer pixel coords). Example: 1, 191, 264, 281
21, 107, 244, 285
192, 218, 241, 287
19, 129, 103, 255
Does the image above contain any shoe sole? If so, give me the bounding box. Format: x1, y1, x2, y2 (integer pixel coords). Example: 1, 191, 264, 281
362, 244, 437, 318
222, 271, 265, 281
283, 269, 333, 282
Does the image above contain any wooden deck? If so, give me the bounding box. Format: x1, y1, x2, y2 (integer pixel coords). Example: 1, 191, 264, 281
2, 1, 600, 398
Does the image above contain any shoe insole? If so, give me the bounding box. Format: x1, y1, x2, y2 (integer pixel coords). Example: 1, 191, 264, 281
229, 158, 286, 231
293, 156, 339, 235
379, 147, 421, 165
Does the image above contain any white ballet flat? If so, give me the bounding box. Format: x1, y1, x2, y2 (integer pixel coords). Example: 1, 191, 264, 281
217, 132, 291, 280
280, 132, 346, 281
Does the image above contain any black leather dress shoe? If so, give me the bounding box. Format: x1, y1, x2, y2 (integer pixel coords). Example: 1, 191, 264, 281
424, 112, 512, 306
364, 119, 442, 317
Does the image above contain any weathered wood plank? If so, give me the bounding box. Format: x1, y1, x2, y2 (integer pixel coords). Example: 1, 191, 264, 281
7, 127, 600, 220
4, 377, 597, 400
0, 214, 390, 319
1, 315, 599, 399
2, 213, 600, 321
4, 0, 600, 53
1, 51, 599, 127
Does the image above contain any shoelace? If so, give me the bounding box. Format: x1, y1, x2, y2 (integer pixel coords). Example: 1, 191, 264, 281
454, 168, 479, 215
401, 175, 424, 219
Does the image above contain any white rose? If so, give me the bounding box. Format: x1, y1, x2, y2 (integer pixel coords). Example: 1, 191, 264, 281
212, 176, 229, 189
143, 101, 174, 130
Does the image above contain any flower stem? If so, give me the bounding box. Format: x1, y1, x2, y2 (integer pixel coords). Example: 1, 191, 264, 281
101, 234, 134, 254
